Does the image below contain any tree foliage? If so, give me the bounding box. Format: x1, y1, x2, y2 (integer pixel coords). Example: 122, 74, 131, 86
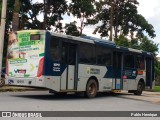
92, 0, 156, 39
139, 37, 159, 56
116, 35, 159, 55
22, 0, 68, 32
12, 0, 21, 31
65, 21, 81, 36
68, 0, 96, 35
115, 35, 129, 47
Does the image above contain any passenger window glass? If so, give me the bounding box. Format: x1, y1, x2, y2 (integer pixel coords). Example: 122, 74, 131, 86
136, 55, 145, 69
79, 43, 96, 64
50, 37, 60, 61
96, 46, 112, 66
124, 54, 134, 68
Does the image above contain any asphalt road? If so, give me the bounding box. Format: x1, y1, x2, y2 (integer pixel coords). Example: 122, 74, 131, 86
0, 91, 159, 111
0, 91, 160, 120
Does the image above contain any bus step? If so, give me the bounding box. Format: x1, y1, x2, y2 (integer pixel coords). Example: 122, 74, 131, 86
111, 90, 121, 93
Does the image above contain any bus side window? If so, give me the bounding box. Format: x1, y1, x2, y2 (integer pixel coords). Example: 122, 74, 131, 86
124, 54, 134, 68
50, 37, 60, 61
96, 46, 112, 66
136, 56, 145, 69
79, 43, 96, 64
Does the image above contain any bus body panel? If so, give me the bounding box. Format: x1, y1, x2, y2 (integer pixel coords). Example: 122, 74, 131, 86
60, 68, 67, 90
77, 64, 112, 92
67, 65, 75, 90
45, 76, 60, 92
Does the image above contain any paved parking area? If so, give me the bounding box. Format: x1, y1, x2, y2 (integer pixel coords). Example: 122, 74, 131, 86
120, 91, 160, 104
1, 86, 160, 105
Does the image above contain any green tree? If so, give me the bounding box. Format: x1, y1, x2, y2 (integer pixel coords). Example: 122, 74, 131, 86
65, 21, 81, 36
139, 36, 159, 56
92, 0, 156, 40
20, 0, 43, 29
30, 0, 68, 32
115, 35, 130, 47
12, 0, 21, 31
68, 0, 96, 35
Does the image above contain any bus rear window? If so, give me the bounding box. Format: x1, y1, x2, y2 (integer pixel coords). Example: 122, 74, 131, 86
30, 34, 40, 40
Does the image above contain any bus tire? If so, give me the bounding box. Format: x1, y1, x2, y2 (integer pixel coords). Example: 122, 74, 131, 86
134, 81, 144, 95
85, 79, 98, 98
0, 77, 5, 87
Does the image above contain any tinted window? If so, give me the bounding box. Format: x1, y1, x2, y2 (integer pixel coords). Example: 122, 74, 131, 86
136, 55, 145, 69
61, 42, 76, 65
113, 52, 121, 68
96, 46, 112, 66
79, 43, 96, 64
124, 54, 134, 68
50, 37, 60, 61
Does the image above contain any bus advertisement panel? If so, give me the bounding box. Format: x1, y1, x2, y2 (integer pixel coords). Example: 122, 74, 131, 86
7, 30, 45, 78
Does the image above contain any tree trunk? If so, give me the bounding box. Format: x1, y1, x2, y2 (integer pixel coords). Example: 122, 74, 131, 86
12, 0, 21, 31
43, 0, 48, 30
109, 0, 113, 41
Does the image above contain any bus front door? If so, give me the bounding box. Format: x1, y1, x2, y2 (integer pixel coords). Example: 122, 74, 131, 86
61, 42, 78, 90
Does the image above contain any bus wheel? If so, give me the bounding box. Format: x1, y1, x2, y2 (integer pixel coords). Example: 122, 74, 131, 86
85, 79, 98, 98
134, 81, 144, 95
0, 77, 5, 87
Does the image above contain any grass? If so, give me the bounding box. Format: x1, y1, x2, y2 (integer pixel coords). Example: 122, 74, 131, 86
153, 86, 160, 92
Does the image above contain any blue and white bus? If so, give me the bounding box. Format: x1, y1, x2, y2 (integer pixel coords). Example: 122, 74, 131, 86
6, 30, 154, 98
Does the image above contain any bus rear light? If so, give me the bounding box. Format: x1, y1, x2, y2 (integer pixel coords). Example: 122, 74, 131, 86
138, 70, 143, 75
37, 57, 44, 77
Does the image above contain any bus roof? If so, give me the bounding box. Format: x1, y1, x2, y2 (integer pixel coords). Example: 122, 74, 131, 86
49, 31, 153, 57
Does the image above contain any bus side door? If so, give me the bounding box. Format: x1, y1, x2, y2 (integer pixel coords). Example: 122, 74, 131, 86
113, 52, 123, 90
60, 42, 78, 90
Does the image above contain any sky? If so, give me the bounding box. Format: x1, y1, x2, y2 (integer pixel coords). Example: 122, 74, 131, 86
33, 0, 160, 56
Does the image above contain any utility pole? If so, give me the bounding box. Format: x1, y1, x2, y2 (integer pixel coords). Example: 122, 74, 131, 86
0, 0, 7, 79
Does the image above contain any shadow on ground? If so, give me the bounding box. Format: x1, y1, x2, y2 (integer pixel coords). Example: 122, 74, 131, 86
11, 92, 134, 101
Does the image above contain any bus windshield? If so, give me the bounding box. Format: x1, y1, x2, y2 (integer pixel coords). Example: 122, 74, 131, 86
7, 30, 45, 78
